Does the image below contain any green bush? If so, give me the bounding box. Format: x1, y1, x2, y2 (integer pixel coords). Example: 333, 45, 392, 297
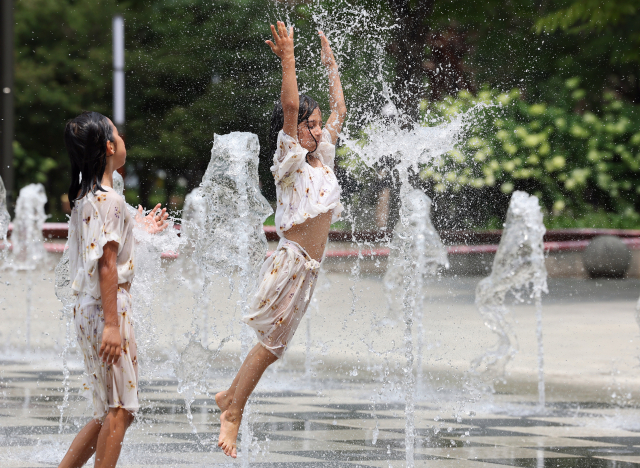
421, 80, 640, 228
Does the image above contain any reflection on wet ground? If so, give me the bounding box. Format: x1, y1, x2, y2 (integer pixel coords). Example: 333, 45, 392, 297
2, 364, 639, 467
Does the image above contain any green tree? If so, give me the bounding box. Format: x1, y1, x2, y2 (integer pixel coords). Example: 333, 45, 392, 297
123, 0, 283, 208
14, 0, 120, 219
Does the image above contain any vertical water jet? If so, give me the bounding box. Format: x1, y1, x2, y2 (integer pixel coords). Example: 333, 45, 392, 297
7, 183, 48, 350
384, 189, 448, 464
471, 191, 548, 409
0, 176, 10, 262
190, 132, 272, 463
8, 183, 47, 270
177, 187, 209, 344
54, 244, 73, 433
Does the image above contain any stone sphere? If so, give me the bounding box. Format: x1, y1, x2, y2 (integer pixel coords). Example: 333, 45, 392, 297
583, 235, 631, 279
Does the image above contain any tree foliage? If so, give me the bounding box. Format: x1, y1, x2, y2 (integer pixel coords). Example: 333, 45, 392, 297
534, 0, 640, 34
14, 0, 120, 217
11, 0, 640, 228
419, 82, 640, 228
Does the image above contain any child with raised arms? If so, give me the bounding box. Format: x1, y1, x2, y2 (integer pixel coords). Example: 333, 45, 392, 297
215, 21, 347, 457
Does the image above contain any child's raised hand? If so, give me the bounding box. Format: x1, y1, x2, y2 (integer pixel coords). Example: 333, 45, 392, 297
136, 203, 169, 234
319, 31, 337, 68
266, 21, 295, 61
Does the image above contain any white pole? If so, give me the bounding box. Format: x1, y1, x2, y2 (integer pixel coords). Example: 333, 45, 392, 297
112, 15, 125, 128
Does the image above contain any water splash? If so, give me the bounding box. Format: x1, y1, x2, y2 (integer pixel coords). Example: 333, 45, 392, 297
192, 132, 272, 280
54, 244, 73, 433
130, 206, 182, 357
343, 110, 471, 180
471, 191, 548, 407
177, 187, 207, 292
384, 190, 449, 292
189, 132, 272, 463
173, 336, 229, 442
7, 183, 48, 351
0, 176, 10, 262
8, 183, 47, 271
176, 187, 210, 343
384, 189, 448, 464
113, 170, 125, 196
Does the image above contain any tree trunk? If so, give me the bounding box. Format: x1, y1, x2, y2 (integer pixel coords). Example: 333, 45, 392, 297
387, 0, 436, 123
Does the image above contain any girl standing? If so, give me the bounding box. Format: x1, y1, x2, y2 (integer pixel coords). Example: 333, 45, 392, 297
216, 22, 347, 457
59, 112, 168, 468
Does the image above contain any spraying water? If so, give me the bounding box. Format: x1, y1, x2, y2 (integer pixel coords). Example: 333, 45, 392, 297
0, 176, 10, 262
189, 132, 272, 463
54, 243, 74, 433
192, 132, 272, 281
8, 183, 47, 271
172, 336, 229, 440
471, 191, 548, 408
113, 170, 125, 195
130, 201, 182, 380
177, 187, 207, 290
385, 189, 449, 392
384, 189, 448, 463
176, 187, 209, 344
7, 183, 48, 350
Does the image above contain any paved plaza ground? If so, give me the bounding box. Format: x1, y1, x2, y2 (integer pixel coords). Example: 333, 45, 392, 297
1, 253, 640, 466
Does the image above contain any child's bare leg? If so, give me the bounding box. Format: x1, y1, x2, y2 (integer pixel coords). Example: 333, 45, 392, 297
215, 370, 242, 412
94, 407, 135, 468
219, 343, 278, 458
215, 343, 274, 412
58, 419, 102, 468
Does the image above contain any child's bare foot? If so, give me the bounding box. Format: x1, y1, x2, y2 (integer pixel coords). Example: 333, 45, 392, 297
218, 410, 241, 458
215, 390, 232, 412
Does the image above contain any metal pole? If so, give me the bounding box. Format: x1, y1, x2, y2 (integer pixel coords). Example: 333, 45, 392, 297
0, 0, 15, 202
113, 15, 125, 134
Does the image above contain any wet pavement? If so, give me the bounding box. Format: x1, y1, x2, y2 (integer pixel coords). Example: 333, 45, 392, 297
2, 261, 640, 466
1, 362, 640, 467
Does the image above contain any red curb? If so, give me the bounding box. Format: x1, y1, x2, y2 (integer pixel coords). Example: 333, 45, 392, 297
5, 237, 640, 258
4, 225, 640, 259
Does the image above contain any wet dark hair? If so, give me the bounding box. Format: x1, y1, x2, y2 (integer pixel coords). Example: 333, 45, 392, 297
269, 94, 319, 157
64, 111, 114, 208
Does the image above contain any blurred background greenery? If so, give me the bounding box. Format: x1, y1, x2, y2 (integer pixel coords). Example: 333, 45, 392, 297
10, 0, 640, 229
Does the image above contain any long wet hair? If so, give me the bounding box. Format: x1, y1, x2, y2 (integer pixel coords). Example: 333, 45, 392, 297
64, 111, 114, 209
269, 94, 319, 157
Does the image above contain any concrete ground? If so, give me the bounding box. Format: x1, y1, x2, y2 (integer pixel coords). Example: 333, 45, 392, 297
3, 367, 640, 467
1, 250, 640, 399
2, 250, 640, 466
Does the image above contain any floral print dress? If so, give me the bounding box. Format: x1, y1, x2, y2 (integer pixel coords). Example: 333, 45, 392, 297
68, 188, 138, 420
271, 128, 343, 237
243, 238, 320, 358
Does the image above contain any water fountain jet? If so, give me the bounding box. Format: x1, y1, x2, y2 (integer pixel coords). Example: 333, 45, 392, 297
384, 189, 448, 464
0, 176, 10, 262
471, 190, 548, 409
188, 131, 272, 464
7, 183, 48, 350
